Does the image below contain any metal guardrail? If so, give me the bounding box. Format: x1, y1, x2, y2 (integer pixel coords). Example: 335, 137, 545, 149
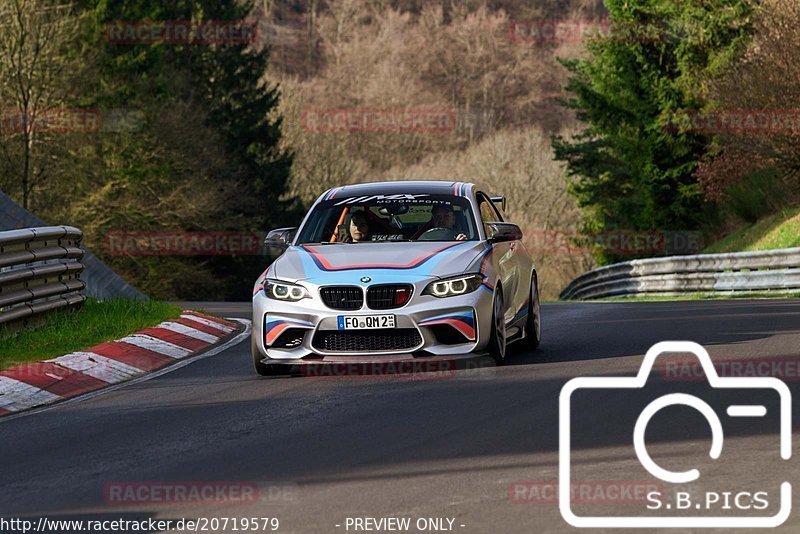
559, 248, 800, 300
1, 190, 145, 300
0, 226, 86, 326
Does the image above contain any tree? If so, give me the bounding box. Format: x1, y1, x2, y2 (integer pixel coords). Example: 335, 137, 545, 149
184, 0, 297, 297
552, 0, 753, 263
0, 0, 81, 209
66, 0, 296, 299
697, 0, 800, 206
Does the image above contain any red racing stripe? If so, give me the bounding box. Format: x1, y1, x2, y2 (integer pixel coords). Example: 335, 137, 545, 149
175, 317, 229, 337
88, 341, 174, 371
304, 242, 460, 271
1, 362, 107, 397
137, 327, 210, 351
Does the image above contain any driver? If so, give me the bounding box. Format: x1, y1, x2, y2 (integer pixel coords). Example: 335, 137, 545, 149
430, 205, 468, 241
342, 211, 372, 243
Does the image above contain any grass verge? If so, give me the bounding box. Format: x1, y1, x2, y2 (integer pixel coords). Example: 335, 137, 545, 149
704, 207, 800, 253
0, 299, 181, 370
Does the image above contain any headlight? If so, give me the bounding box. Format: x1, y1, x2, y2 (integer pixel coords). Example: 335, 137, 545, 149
265, 280, 309, 301
423, 274, 483, 298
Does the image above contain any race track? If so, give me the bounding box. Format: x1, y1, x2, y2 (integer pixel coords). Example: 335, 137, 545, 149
2, 299, 799, 533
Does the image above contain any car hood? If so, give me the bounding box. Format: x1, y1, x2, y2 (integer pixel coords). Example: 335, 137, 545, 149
270, 241, 488, 285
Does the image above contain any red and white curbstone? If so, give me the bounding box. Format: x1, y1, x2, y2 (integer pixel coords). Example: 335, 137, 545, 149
0, 310, 239, 416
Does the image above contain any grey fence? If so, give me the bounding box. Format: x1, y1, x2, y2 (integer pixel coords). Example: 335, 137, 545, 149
560, 248, 800, 300
0, 226, 87, 325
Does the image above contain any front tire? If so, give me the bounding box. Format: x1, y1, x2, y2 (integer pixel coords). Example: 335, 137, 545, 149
524, 274, 541, 350
488, 286, 508, 364
252, 335, 289, 377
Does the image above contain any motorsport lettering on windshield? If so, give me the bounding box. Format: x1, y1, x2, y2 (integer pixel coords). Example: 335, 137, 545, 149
333, 194, 451, 206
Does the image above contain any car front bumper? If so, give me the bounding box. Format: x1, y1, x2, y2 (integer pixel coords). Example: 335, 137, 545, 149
252, 278, 494, 364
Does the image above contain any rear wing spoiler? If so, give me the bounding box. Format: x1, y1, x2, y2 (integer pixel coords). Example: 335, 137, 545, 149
490, 195, 506, 212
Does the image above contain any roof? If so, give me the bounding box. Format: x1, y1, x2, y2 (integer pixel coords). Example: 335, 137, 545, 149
321, 181, 476, 201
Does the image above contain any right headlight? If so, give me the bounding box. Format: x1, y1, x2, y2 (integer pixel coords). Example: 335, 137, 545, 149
422, 274, 483, 298
264, 280, 309, 302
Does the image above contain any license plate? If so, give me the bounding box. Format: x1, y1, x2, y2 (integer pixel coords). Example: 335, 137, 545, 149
337, 314, 396, 330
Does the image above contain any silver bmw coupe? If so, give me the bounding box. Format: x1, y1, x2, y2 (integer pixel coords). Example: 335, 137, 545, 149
252, 181, 540, 375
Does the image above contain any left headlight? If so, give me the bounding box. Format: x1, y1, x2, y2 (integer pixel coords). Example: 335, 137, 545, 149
422, 274, 483, 298
264, 280, 310, 302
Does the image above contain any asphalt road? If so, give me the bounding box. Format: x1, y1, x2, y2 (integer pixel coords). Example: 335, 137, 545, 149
2, 299, 800, 533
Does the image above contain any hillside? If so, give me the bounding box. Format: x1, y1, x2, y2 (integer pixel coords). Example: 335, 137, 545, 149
255, 0, 607, 297
704, 208, 800, 254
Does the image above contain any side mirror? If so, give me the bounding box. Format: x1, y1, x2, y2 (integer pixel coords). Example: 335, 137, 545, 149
486, 222, 522, 243
264, 227, 297, 257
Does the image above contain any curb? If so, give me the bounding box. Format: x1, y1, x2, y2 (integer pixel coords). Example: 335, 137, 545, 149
0, 310, 242, 416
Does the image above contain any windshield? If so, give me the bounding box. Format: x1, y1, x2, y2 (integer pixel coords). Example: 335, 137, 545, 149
296, 194, 478, 244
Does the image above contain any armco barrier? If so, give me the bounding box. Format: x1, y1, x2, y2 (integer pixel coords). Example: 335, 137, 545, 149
0, 226, 86, 325
559, 248, 800, 300
1, 190, 144, 300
